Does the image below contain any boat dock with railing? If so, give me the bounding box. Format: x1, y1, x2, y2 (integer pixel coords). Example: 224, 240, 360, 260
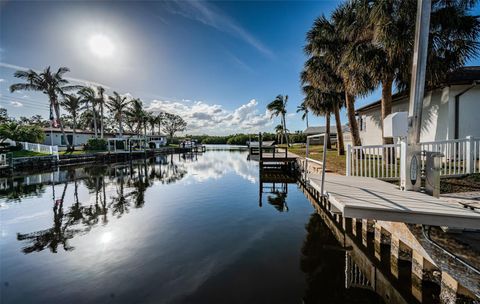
305, 173, 480, 230
248, 134, 298, 171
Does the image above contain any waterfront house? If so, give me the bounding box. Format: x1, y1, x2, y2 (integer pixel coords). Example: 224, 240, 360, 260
42, 127, 100, 147
356, 66, 480, 145
42, 128, 167, 149
303, 125, 352, 145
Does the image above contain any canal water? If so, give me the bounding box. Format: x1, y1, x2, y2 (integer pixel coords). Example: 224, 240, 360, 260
1, 150, 390, 303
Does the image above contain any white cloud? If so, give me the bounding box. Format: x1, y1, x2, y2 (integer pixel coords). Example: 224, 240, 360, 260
0, 78, 4, 82
10, 101, 23, 107
147, 98, 272, 135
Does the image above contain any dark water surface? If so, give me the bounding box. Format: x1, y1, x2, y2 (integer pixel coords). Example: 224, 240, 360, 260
1, 150, 385, 303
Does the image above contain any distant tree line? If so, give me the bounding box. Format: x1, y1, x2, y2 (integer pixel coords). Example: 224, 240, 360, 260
184, 132, 307, 146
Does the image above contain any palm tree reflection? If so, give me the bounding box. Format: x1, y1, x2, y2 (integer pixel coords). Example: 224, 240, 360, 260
14, 155, 191, 254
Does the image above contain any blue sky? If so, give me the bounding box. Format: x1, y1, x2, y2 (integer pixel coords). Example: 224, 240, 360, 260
0, 1, 479, 135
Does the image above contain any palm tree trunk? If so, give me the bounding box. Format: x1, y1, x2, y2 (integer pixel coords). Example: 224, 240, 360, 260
306, 112, 309, 128
282, 114, 289, 147
345, 93, 361, 146
119, 117, 123, 138
92, 107, 98, 138
381, 77, 395, 164
100, 104, 104, 139
381, 77, 394, 146
72, 117, 77, 151
53, 99, 71, 149
334, 102, 345, 155
325, 113, 331, 149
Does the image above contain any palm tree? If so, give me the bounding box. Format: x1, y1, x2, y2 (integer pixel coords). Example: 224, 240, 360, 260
305, 5, 375, 147
302, 85, 334, 149
146, 112, 158, 135
96, 86, 106, 139
274, 124, 284, 144
9, 66, 79, 149
61, 94, 82, 149
78, 87, 98, 138
297, 101, 309, 128
301, 58, 345, 155
126, 98, 146, 136
355, 0, 480, 145
107, 91, 129, 137
156, 112, 164, 135
267, 95, 289, 146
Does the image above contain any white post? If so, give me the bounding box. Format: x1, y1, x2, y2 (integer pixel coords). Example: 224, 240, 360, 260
37, 143, 41, 152
49, 146, 53, 154
400, 137, 408, 190
466, 136, 474, 174
346, 144, 352, 176
305, 137, 309, 181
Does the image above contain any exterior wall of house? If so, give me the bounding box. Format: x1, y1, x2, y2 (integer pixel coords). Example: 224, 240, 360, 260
456, 85, 480, 138
43, 132, 94, 147
358, 85, 480, 146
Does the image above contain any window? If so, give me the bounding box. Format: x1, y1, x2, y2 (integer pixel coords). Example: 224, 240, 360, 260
358, 116, 366, 131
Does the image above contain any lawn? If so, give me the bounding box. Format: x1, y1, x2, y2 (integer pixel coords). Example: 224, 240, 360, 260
283, 144, 347, 175
10, 150, 50, 158
59, 150, 106, 155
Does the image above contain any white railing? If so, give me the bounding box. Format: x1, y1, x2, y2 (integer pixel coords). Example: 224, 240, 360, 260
346, 136, 480, 179
17, 141, 59, 159
346, 144, 401, 180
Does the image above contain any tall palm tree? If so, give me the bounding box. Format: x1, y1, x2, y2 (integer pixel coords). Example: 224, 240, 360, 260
96, 86, 106, 139
107, 91, 129, 137
61, 94, 82, 149
302, 58, 346, 155
356, 0, 480, 144
146, 112, 159, 135
296, 101, 309, 128
267, 95, 289, 146
302, 85, 335, 149
78, 87, 98, 138
9, 66, 79, 149
305, 5, 375, 147
126, 98, 146, 136
156, 112, 164, 135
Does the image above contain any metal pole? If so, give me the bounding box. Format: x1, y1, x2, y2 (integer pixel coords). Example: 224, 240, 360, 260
408, 0, 431, 145
305, 137, 309, 181
405, 0, 431, 191
320, 130, 328, 197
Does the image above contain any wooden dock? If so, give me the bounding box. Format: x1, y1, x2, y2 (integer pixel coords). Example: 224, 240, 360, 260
308, 173, 480, 230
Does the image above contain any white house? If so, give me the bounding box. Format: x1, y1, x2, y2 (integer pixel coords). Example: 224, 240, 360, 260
43, 128, 168, 149
356, 66, 480, 145
304, 125, 352, 145
43, 128, 100, 147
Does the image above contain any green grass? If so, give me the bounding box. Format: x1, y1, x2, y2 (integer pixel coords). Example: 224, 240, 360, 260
59, 150, 106, 155
281, 144, 347, 175
10, 150, 50, 158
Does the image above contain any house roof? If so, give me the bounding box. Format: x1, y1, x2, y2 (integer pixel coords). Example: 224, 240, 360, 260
356, 66, 480, 113
304, 125, 349, 135
42, 127, 137, 136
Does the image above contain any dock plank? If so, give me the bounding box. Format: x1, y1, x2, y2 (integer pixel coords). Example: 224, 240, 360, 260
308, 174, 480, 230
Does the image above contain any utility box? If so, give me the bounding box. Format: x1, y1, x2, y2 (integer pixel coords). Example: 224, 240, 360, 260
383, 112, 408, 138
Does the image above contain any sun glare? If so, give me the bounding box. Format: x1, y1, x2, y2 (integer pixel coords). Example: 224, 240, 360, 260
88, 34, 114, 58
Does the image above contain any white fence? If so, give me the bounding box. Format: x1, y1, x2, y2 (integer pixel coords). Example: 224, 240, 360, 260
17, 141, 59, 159
346, 136, 480, 179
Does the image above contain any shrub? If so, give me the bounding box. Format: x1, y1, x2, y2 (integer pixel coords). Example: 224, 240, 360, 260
85, 138, 107, 151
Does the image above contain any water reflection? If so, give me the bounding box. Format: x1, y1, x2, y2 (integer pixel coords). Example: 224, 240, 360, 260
300, 213, 384, 303
4, 154, 196, 254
